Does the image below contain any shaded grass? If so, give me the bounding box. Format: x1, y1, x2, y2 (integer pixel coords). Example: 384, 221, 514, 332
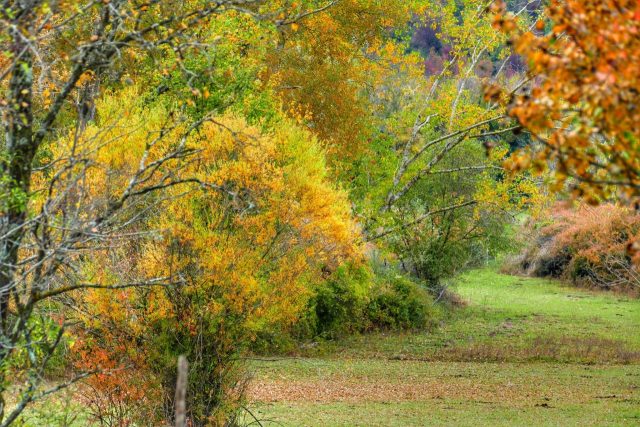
248, 360, 640, 426
249, 399, 640, 427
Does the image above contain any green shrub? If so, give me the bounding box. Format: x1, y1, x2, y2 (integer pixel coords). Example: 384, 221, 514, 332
309, 263, 371, 338
301, 263, 436, 339
250, 262, 438, 351
366, 274, 434, 330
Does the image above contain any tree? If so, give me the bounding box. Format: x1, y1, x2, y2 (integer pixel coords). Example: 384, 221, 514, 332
263, 0, 427, 162
353, 0, 543, 286
0, 0, 340, 423
66, 102, 360, 424
491, 0, 640, 203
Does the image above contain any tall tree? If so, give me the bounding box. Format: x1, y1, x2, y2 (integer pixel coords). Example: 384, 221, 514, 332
0, 1, 339, 423
355, 0, 543, 285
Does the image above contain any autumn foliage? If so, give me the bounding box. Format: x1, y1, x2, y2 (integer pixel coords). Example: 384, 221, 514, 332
6, 0, 627, 424
265, 0, 426, 160
55, 88, 363, 422
491, 0, 640, 202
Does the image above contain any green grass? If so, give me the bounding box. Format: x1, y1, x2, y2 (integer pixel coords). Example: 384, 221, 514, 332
455, 269, 640, 347
10, 386, 91, 427
247, 269, 640, 426
291, 269, 640, 363
249, 399, 640, 427
13, 269, 640, 426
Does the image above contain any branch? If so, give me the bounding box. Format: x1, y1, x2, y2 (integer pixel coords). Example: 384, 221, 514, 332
277, 1, 339, 26
428, 165, 503, 175
369, 200, 478, 241
32, 277, 175, 303
405, 116, 505, 170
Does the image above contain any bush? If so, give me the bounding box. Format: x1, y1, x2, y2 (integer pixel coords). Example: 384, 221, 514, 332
148, 313, 248, 427
310, 264, 371, 337
387, 197, 517, 292
506, 203, 640, 295
298, 263, 436, 339
366, 274, 434, 330
74, 290, 250, 427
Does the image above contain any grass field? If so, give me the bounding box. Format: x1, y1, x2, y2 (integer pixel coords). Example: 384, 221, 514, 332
245, 269, 640, 426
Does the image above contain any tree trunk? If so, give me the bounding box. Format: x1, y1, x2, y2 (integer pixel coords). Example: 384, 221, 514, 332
0, 38, 35, 423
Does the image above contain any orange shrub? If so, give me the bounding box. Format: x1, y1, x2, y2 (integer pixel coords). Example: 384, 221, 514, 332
73, 332, 162, 426
508, 203, 640, 295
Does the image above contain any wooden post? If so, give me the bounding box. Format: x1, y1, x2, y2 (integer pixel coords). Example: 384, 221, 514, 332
175, 355, 188, 427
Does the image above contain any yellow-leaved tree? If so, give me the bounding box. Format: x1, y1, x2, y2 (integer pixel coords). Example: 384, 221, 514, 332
264, 0, 427, 162
48, 87, 360, 424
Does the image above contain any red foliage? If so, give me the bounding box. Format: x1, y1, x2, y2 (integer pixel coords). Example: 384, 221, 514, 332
491, 0, 640, 201
73, 335, 161, 426
546, 204, 640, 263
